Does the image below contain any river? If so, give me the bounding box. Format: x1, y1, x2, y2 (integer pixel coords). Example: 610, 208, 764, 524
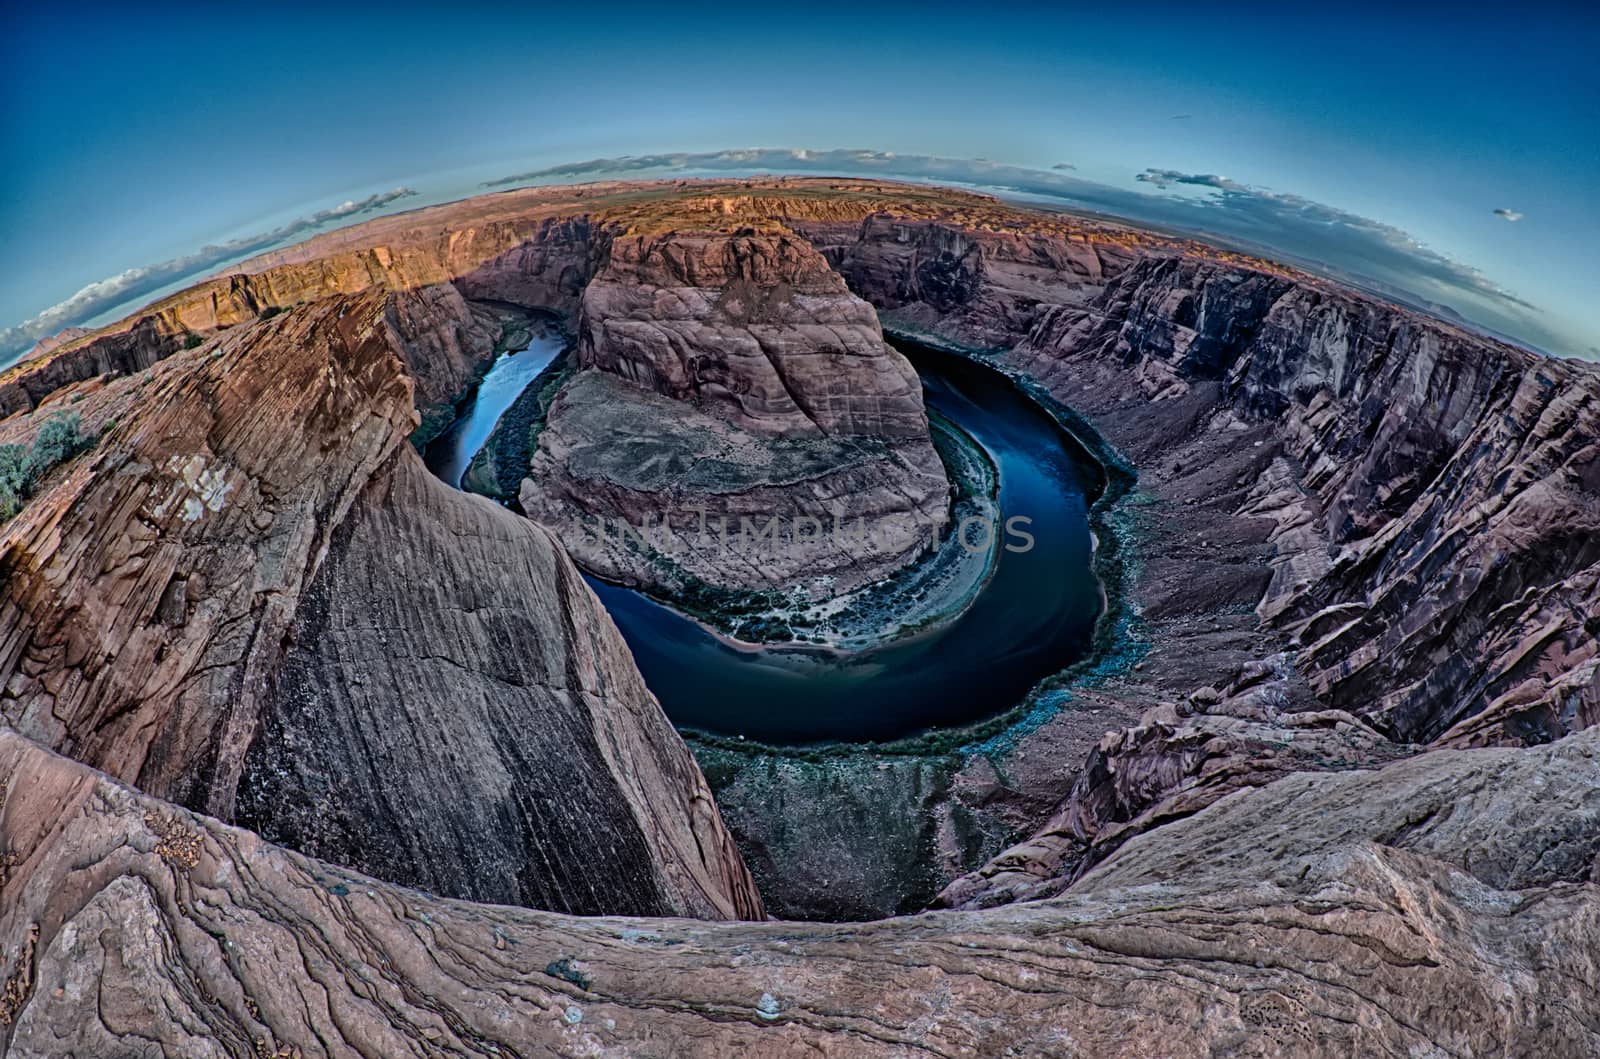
422, 328, 565, 488
426, 341, 1101, 744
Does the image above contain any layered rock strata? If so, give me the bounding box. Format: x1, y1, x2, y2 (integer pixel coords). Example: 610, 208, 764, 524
522, 227, 949, 599
235, 452, 760, 918
3, 726, 1597, 1056
0, 291, 760, 920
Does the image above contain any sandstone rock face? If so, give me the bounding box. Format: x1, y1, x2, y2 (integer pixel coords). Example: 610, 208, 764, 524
4, 727, 1598, 1056
522, 226, 949, 598
0, 195, 607, 419
0, 291, 760, 921
0, 295, 417, 814
1011, 255, 1600, 747
936, 690, 1410, 909
803, 214, 1139, 350
579, 229, 932, 438
236, 451, 761, 918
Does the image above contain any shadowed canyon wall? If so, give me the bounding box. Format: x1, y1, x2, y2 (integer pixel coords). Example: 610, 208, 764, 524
0, 285, 761, 921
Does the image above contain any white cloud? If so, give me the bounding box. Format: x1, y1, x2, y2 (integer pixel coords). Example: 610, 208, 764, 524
1135, 169, 1243, 191
482, 150, 1579, 351
1, 187, 417, 365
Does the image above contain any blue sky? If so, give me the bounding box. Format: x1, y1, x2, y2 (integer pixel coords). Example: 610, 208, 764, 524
3, 1, 1595, 362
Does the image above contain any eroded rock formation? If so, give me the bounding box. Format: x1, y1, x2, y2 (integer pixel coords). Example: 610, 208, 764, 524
235, 452, 760, 918
1014, 254, 1600, 747
0, 288, 760, 921
522, 226, 949, 598
3, 726, 1598, 1056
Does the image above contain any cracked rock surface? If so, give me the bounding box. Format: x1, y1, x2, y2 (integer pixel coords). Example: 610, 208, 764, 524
3, 728, 1598, 1056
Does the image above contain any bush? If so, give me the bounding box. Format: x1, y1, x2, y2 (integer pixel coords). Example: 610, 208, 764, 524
0, 413, 94, 523
0, 445, 27, 519
28, 413, 91, 470
182, 333, 204, 350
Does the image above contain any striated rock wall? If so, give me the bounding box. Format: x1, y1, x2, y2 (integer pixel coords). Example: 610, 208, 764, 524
0, 293, 760, 921
4, 726, 1597, 1056
0, 208, 603, 419
521, 225, 950, 598
802, 214, 1139, 350
897, 248, 1600, 910
1011, 255, 1600, 747
577, 229, 932, 438
0, 295, 418, 814
236, 450, 761, 918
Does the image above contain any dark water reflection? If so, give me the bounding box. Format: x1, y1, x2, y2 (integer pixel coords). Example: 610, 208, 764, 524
584, 344, 1102, 744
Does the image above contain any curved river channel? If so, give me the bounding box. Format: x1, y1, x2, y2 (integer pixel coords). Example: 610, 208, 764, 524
426, 341, 1102, 744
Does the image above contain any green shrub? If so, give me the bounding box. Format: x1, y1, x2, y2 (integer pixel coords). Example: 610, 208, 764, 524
28, 413, 91, 470
0, 445, 27, 519
0, 413, 94, 523
182, 333, 205, 350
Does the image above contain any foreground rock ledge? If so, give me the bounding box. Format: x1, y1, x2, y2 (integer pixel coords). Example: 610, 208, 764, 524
3, 727, 1598, 1057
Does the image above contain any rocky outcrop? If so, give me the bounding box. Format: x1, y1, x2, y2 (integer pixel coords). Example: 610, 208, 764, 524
236, 451, 761, 918
4, 726, 1598, 1056
0, 295, 417, 813
521, 226, 949, 598
1011, 255, 1600, 747
937, 675, 1410, 908
577, 229, 934, 438
0, 292, 760, 921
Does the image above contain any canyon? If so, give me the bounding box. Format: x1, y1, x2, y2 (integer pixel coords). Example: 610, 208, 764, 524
1, 177, 1597, 1054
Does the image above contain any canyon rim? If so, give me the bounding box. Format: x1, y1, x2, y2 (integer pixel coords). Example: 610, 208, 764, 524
1, 175, 1596, 1055
3, 5, 1599, 1053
